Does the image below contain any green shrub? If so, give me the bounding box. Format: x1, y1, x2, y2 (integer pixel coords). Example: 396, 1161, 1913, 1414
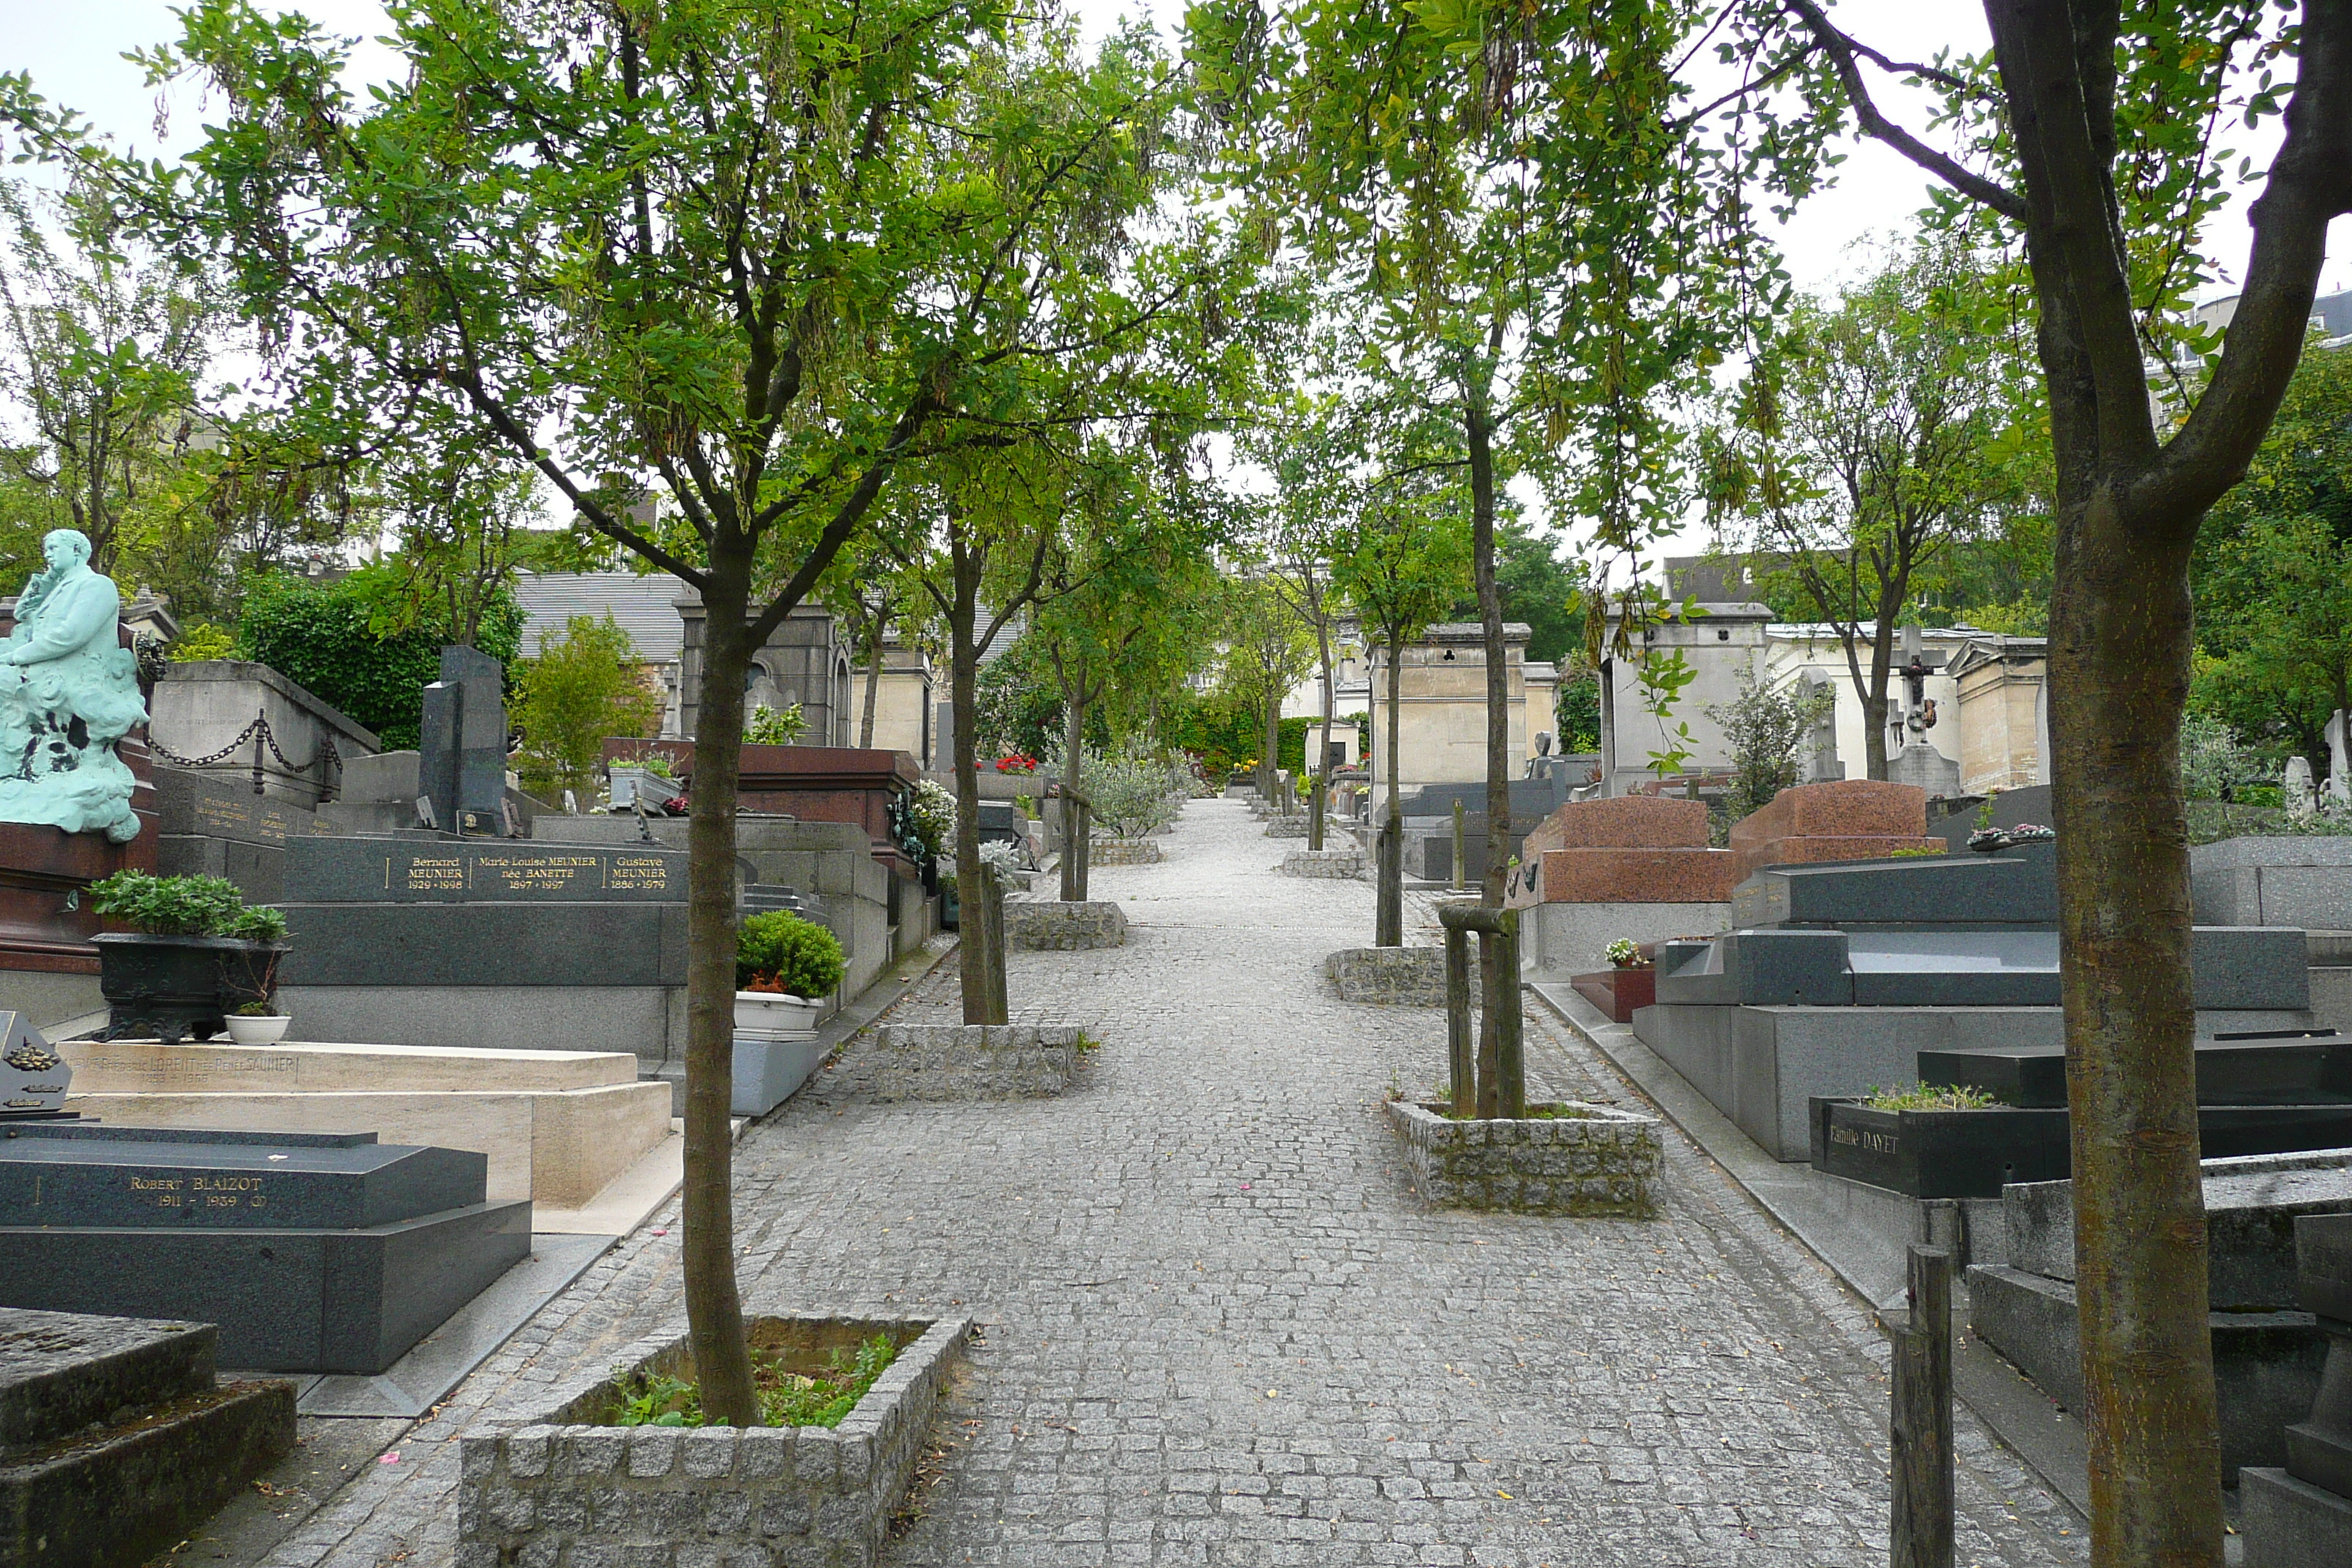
168, 622, 238, 663
611, 1335, 897, 1430
88, 872, 287, 942
513, 614, 661, 800
745, 704, 807, 745
735, 911, 846, 997
236, 566, 522, 750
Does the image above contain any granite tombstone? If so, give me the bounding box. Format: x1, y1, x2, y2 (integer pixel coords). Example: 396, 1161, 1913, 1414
418, 644, 508, 836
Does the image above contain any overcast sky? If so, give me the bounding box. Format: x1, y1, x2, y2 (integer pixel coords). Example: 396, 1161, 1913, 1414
12, 1, 2351, 573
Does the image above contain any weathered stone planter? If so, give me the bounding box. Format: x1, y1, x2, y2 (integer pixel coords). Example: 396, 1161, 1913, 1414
1387, 1099, 1664, 1217
1282, 848, 1363, 879
1262, 815, 1308, 838
831, 1024, 1081, 1100
1326, 946, 1446, 1005
459, 1314, 968, 1568
1090, 837, 1163, 866
1004, 900, 1126, 949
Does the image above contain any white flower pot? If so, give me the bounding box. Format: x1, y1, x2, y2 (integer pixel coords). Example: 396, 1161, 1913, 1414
734, 991, 825, 1036
225, 1014, 292, 1044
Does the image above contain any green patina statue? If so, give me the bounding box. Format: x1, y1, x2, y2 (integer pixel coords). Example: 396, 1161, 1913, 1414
0, 528, 146, 841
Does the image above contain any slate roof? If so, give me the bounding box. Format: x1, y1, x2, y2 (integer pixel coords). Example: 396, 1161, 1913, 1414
513, 570, 687, 660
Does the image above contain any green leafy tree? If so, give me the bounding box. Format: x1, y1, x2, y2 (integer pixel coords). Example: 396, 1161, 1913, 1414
0, 178, 214, 570
1196, 0, 1746, 904
1215, 573, 1316, 801
1703, 666, 1835, 821
235, 566, 523, 750
7, 1, 1213, 1419
513, 614, 662, 802
1706, 235, 2029, 780
1333, 472, 1471, 946
2191, 342, 2352, 772
1767, 3, 2352, 1550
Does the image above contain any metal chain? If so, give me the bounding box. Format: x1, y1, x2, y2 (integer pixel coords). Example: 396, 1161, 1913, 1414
147, 706, 344, 800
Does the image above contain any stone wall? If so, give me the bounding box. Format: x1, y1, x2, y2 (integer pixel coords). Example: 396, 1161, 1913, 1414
1326, 946, 1446, 1006
149, 660, 380, 808
1090, 838, 1163, 866
1386, 1099, 1663, 1217
459, 1316, 967, 1568
1003, 900, 1126, 950
828, 1025, 1080, 1100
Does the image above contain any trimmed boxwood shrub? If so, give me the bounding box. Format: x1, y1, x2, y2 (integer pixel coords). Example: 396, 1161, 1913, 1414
736, 911, 846, 998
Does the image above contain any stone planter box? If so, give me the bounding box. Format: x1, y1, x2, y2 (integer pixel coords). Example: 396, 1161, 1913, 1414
1569, 966, 1654, 1023
829, 1024, 1080, 1100
1262, 815, 1308, 838
94, 933, 286, 1045
1281, 848, 1362, 879
1326, 946, 1446, 1006
734, 1033, 827, 1116
459, 1313, 968, 1568
1090, 838, 1163, 866
1385, 1099, 1663, 1217
1003, 900, 1126, 949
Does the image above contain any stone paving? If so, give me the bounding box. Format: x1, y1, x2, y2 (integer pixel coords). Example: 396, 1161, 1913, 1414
252, 798, 2087, 1568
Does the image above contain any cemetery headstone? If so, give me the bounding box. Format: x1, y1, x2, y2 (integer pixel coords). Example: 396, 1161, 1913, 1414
0, 1011, 71, 1118
0, 1121, 530, 1371
2288, 755, 2318, 818
419, 644, 509, 835
2330, 709, 2351, 808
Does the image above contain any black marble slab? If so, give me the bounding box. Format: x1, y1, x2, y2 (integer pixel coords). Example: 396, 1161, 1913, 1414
282, 835, 686, 903
277, 900, 687, 987
0, 1133, 486, 1230
0, 1198, 533, 1373
1923, 1032, 2352, 1109
1733, 845, 2057, 929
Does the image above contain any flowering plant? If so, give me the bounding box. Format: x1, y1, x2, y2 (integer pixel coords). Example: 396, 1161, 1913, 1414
993, 753, 1039, 774
1605, 938, 1646, 969
2005, 823, 2055, 843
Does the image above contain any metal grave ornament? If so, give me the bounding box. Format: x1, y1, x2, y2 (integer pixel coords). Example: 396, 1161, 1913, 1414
0, 1012, 72, 1118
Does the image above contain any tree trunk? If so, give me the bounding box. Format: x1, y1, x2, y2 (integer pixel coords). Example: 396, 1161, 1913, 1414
1468, 408, 1508, 907
2051, 495, 2216, 1564
948, 542, 1006, 1026
858, 617, 885, 750
681, 582, 759, 1428
1378, 640, 1404, 946
1260, 689, 1279, 801
1060, 681, 1085, 902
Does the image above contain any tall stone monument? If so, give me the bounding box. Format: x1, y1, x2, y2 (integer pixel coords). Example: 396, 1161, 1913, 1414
419, 644, 509, 835
2328, 709, 2350, 809
0, 529, 158, 1023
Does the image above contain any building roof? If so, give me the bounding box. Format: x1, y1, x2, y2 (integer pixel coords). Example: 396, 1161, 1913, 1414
513, 570, 688, 660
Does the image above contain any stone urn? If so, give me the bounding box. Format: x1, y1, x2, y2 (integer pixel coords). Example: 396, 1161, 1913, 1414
92, 935, 287, 1044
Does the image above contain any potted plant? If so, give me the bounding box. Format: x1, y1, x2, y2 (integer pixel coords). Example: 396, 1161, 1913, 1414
1570, 938, 1658, 1023
87, 872, 290, 1044
734, 911, 847, 1036
226, 998, 292, 1044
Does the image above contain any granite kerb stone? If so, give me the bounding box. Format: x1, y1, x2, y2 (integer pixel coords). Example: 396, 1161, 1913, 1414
1281, 848, 1364, 880
1001, 900, 1126, 950
459, 1314, 968, 1568
1384, 1099, 1663, 1217
827, 1024, 1082, 1101
1326, 946, 1447, 1006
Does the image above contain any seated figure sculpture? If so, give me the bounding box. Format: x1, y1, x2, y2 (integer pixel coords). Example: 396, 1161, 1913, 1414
0, 528, 146, 841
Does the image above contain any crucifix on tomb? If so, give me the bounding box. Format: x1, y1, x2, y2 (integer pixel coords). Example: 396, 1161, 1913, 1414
1890, 622, 1948, 757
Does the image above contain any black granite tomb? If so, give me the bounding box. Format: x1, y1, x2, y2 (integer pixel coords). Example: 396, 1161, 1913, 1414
1731, 843, 2059, 930
1809, 1096, 2352, 1198
1921, 1030, 2352, 1108
0, 1124, 530, 1373
151, 764, 334, 902
0, 1308, 294, 1568
276, 834, 688, 988
2238, 1213, 2352, 1562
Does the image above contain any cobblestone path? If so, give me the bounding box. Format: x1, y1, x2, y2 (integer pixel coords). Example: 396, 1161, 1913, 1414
263, 798, 2085, 1568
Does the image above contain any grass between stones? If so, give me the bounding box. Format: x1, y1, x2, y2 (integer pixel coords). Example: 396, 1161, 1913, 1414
608, 1334, 898, 1428
1860, 1083, 2005, 1111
